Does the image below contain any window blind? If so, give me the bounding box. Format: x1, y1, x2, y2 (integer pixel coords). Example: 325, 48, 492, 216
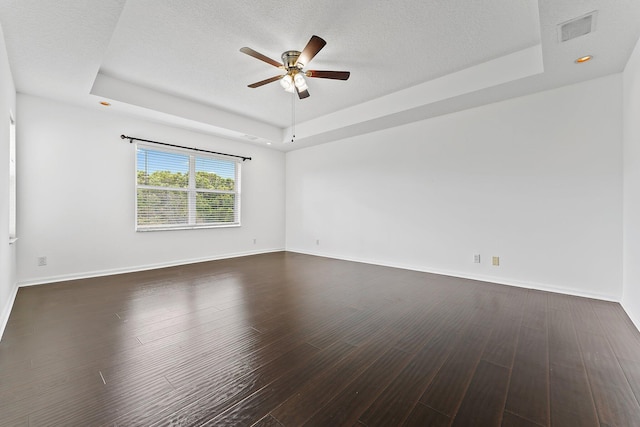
136, 145, 240, 230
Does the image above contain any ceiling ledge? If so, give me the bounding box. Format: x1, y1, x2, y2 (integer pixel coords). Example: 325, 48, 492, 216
89, 45, 543, 151
91, 72, 283, 145
284, 44, 544, 147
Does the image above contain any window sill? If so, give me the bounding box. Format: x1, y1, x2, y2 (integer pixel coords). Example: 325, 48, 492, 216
136, 223, 241, 232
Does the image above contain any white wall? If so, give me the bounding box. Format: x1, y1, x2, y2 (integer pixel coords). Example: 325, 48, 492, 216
623, 37, 640, 330
16, 94, 285, 285
287, 74, 623, 300
0, 23, 17, 338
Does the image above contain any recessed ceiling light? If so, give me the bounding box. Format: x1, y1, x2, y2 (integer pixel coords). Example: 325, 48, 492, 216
575, 55, 593, 63
100, 101, 111, 106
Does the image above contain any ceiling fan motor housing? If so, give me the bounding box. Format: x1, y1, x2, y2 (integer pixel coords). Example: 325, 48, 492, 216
282, 50, 303, 70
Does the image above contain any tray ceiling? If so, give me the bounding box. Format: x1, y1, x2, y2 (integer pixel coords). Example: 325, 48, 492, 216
1, 0, 639, 150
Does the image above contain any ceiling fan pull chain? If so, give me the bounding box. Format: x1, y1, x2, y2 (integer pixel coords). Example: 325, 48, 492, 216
291, 89, 296, 143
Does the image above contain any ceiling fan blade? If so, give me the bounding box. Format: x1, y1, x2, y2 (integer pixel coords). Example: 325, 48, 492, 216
306, 70, 351, 80
296, 35, 326, 67
248, 75, 284, 88
240, 47, 283, 69
296, 86, 310, 99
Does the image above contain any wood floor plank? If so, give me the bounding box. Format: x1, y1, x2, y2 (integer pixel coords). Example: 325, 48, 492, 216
548, 308, 583, 370
111, 339, 320, 426
568, 297, 604, 336
2, 252, 640, 426
546, 292, 573, 312
305, 304, 388, 349
383, 296, 450, 354
520, 290, 548, 332
619, 358, 640, 408
28, 374, 174, 426
549, 363, 599, 427
591, 301, 640, 362
578, 331, 640, 426
418, 325, 491, 417
271, 329, 397, 425
342, 303, 408, 347
0, 365, 100, 421
501, 411, 544, 427
481, 309, 523, 369
451, 360, 510, 427
504, 326, 549, 426
149, 342, 323, 427
301, 348, 413, 426
279, 305, 361, 343
168, 342, 353, 425
0, 415, 28, 427
252, 414, 285, 427
103, 325, 261, 387
198, 340, 357, 427
134, 305, 239, 344
358, 329, 459, 426
547, 306, 599, 426
162, 329, 303, 390
402, 403, 451, 427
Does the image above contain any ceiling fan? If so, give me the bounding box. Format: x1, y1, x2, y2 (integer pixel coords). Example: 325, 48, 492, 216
240, 35, 350, 99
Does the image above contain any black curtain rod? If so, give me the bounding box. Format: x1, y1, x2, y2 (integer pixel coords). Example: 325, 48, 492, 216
120, 134, 252, 161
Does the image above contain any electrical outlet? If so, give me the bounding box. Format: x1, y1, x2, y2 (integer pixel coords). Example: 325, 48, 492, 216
253, 238, 256, 244
473, 254, 481, 263
492, 256, 500, 266
316, 239, 320, 245
37, 256, 47, 267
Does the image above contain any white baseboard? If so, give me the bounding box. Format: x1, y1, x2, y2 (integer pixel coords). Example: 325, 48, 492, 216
0, 282, 19, 342
17, 248, 284, 287
287, 248, 621, 303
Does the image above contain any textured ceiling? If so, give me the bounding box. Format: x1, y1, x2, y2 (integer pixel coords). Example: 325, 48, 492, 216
0, 0, 639, 150
99, 0, 540, 127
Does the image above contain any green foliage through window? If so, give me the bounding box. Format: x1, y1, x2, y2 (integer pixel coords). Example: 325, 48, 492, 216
136, 146, 240, 230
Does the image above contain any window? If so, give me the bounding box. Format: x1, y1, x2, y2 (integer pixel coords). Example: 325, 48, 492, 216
136, 144, 240, 231
8, 112, 16, 241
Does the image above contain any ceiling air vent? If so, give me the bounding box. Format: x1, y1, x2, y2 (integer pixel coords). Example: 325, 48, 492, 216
558, 11, 597, 42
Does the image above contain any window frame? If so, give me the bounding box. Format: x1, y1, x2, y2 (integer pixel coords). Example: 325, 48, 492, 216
135, 143, 241, 231
8, 111, 16, 243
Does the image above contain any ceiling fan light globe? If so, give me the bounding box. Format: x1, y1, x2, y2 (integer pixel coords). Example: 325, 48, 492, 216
280, 74, 293, 90
294, 73, 307, 88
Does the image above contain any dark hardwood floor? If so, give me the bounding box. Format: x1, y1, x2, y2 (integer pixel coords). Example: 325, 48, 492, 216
1, 251, 640, 426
